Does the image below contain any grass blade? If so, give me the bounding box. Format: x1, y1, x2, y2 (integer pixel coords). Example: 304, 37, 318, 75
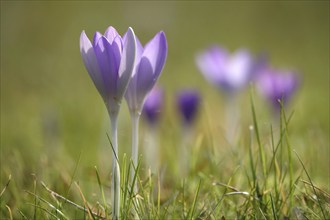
188, 179, 201, 219
294, 150, 326, 219
95, 166, 107, 214
250, 88, 267, 179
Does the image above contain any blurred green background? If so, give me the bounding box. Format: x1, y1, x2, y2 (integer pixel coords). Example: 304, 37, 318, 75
1, 1, 329, 186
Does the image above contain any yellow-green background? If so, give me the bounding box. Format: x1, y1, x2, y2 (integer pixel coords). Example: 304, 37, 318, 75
1, 1, 329, 184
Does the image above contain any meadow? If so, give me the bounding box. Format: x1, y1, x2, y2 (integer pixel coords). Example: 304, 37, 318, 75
1, 1, 329, 219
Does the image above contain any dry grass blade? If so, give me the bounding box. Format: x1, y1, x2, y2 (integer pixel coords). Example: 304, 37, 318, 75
5, 205, 13, 220
300, 179, 330, 199
74, 181, 95, 220
0, 174, 11, 198
41, 181, 106, 219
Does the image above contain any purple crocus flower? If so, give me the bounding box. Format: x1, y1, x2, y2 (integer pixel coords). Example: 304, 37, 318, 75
80, 26, 137, 115
80, 26, 137, 220
196, 46, 257, 93
257, 68, 299, 110
125, 31, 168, 113
124, 31, 167, 194
142, 87, 164, 125
177, 89, 200, 126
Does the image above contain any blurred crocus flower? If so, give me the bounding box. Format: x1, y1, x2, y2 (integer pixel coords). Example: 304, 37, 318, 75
142, 87, 164, 125
196, 46, 258, 93
176, 89, 200, 177
257, 68, 299, 110
125, 31, 167, 113
142, 87, 164, 174
177, 89, 200, 126
80, 26, 136, 115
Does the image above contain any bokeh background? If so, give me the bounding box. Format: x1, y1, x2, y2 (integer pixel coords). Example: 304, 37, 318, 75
1, 0, 329, 196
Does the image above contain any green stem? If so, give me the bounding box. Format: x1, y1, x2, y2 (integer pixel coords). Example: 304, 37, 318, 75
110, 113, 120, 220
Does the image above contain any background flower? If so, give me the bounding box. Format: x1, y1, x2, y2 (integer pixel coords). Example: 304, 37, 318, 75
142, 86, 164, 125
176, 89, 200, 126
196, 46, 259, 93
257, 68, 299, 110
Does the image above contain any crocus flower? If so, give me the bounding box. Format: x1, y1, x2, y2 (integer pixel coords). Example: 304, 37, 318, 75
80, 26, 137, 115
124, 31, 167, 192
176, 89, 200, 177
177, 89, 200, 126
125, 31, 168, 113
142, 87, 164, 125
142, 87, 164, 174
257, 68, 299, 110
80, 26, 137, 220
196, 46, 258, 93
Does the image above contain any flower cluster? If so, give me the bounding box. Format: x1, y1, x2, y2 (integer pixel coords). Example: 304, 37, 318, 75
80, 25, 301, 218
80, 26, 167, 219
196, 45, 299, 111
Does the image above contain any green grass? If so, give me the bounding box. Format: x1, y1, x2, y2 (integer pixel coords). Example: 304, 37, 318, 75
1, 93, 329, 219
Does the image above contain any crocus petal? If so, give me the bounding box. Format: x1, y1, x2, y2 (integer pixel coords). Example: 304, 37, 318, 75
141, 31, 167, 77
117, 27, 137, 98
142, 87, 163, 125
135, 32, 167, 100
125, 31, 167, 113
257, 68, 299, 109
94, 36, 120, 98
134, 36, 144, 66
136, 57, 155, 99
104, 26, 120, 43
177, 89, 200, 125
225, 49, 253, 89
93, 32, 102, 46
196, 46, 227, 84
80, 31, 105, 98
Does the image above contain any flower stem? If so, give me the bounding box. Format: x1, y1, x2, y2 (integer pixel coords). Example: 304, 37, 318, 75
110, 113, 120, 220
179, 125, 193, 177
131, 111, 140, 193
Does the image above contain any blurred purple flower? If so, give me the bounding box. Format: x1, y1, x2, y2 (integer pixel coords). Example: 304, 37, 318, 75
80, 26, 137, 114
257, 68, 299, 110
142, 87, 164, 125
196, 46, 259, 93
177, 89, 200, 125
125, 31, 168, 114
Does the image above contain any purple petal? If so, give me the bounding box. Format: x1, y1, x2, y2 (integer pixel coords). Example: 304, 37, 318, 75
135, 32, 167, 100
134, 36, 144, 64
225, 49, 254, 89
142, 87, 164, 125
123, 32, 143, 61
104, 26, 120, 43
94, 36, 121, 97
141, 31, 167, 78
135, 57, 155, 99
177, 89, 200, 125
80, 31, 105, 97
117, 27, 136, 97
257, 68, 299, 109
93, 32, 102, 46
196, 46, 228, 84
